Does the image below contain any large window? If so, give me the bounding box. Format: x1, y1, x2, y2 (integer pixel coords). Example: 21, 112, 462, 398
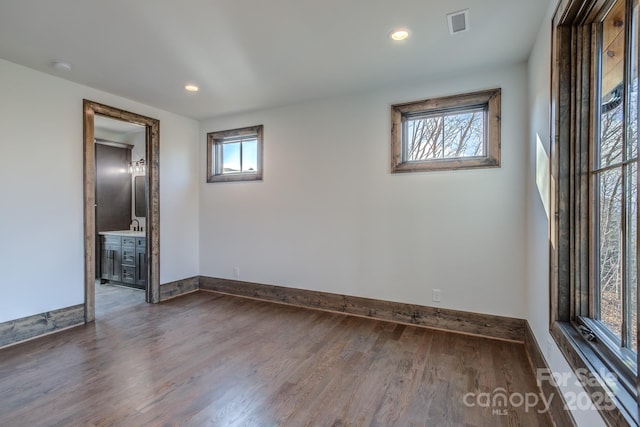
551, 0, 639, 423
390, 89, 501, 173
593, 0, 639, 360
207, 125, 263, 183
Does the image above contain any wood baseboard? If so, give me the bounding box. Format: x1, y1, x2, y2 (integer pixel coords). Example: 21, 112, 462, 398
160, 276, 199, 301
198, 276, 525, 342
0, 304, 84, 349
524, 322, 577, 427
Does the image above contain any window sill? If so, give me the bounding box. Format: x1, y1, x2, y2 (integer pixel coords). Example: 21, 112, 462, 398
391, 156, 500, 173
551, 321, 639, 426
207, 172, 262, 183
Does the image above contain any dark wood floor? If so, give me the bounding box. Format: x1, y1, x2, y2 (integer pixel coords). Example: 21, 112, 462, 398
0, 290, 553, 426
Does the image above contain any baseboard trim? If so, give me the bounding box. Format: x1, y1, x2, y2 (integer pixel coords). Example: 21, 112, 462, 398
0, 304, 84, 349
160, 276, 200, 301
198, 276, 525, 342
523, 322, 577, 427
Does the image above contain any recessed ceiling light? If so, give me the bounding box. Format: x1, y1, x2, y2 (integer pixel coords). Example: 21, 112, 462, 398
52, 61, 72, 72
184, 84, 199, 92
390, 29, 410, 41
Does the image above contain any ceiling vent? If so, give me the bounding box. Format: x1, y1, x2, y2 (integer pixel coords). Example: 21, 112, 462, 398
447, 9, 470, 34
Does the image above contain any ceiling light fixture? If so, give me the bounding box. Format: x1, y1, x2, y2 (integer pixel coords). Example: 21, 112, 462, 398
184, 84, 199, 92
52, 61, 72, 72
129, 158, 146, 174
390, 29, 410, 41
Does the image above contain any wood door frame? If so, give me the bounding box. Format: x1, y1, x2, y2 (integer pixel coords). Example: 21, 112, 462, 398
83, 100, 160, 322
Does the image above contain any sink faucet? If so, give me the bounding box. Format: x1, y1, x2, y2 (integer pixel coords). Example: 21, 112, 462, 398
131, 219, 140, 231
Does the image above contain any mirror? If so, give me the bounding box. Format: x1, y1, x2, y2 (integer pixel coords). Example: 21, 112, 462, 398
134, 175, 146, 218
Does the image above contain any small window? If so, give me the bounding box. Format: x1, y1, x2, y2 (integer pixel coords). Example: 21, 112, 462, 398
391, 89, 501, 173
207, 125, 263, 182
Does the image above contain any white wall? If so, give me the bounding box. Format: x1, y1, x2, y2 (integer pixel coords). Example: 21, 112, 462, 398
0, 58, 200, 323
200, 63, 528, 318
525, 1, 606, 425
126, 130, 146, 161
94, 128, 128, 142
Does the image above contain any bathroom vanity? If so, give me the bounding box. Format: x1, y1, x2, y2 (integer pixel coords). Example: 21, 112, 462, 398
99, 231, 146, 289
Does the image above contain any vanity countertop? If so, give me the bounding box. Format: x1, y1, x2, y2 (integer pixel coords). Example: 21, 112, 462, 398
99, 230, 145, 237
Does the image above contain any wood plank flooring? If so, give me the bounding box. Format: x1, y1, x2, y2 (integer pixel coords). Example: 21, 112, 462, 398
0, 291, 553, 426
95, 281, 145, 318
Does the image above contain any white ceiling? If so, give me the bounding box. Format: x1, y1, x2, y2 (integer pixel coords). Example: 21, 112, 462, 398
0, 0, 549, 120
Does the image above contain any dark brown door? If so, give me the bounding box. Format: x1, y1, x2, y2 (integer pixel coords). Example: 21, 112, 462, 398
95, 143, 132, 277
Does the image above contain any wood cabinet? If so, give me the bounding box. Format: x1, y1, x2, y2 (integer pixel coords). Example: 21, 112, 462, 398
135, 238, 146, 287
100, 233, 146, 289
101, 235, 122, 282
121, 236, 136, 286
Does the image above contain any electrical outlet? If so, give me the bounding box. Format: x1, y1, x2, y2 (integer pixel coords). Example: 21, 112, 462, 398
432, 289, 441, 303
233, 267, 240, 278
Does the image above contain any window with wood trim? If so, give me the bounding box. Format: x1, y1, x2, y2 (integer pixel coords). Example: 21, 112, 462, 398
207, 125, 263, 183
390, 89, 501, 173
551, 0, 639, 424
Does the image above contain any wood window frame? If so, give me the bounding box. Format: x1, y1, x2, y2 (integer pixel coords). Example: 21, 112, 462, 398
390, 88, 501, 173
206, 125, 263, 183
549, 0, 640, 425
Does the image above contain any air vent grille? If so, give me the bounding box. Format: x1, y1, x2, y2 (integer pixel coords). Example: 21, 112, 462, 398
447, 9, 470, 34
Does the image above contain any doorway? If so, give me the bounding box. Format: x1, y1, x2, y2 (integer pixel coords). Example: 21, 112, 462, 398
83, 100, 160, 322
94, 116, 145, 315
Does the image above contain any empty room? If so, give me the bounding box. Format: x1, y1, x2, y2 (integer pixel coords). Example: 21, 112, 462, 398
0, 0, 636, 425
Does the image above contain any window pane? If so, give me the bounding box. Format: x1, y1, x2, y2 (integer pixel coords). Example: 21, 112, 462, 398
598, 167, 624, 341
407, 116, 443, 160
600, 90, 625, 168
242, 139, 257, 172
222, 142, 241, 173
443, 111, 484, 158
627, 1, 639, 354
626, 162, 638, 353
599, 0, 626, 168
628, 0, 639, 161
406, 110, 484, 161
